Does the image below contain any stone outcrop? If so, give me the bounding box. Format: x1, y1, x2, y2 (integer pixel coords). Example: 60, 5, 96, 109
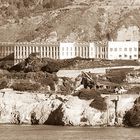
9, 53, 60, 73
123, 97, 140, 127
0, 88, 139, 126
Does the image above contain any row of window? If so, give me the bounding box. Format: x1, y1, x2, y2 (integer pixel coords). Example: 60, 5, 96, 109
118, 54, 137, 58
110, 47, 138, 52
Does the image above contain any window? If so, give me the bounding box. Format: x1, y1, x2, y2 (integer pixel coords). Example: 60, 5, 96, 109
119, 55, 122, 58
134, 55, 137, 57
124, 48, 127, 51
119, 48, 122, 51
129, 48, 132, 51
134, 48, 137, 51
114, 48, 117, 51
124, 54, 127, 57
110, 48, 113, 51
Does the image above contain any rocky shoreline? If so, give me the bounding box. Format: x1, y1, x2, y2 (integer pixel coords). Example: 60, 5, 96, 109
0, 54, 140, 127
0, 88, 139, 126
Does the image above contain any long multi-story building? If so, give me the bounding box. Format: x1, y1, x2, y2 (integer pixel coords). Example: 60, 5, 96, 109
14, 42, 108, 64
14, 42, 60, 64
0, 41, 139, 65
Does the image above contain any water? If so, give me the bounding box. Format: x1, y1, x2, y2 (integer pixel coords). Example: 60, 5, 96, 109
0, 125, 139, 140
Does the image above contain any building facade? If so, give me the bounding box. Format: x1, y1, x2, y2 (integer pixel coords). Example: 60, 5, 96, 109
108, 41, 139, 60
14, 42, 99, 64
14, 42, 59, 64
59, 42, 99, 59
0, 41, 139, 65
0, 42, 14, 59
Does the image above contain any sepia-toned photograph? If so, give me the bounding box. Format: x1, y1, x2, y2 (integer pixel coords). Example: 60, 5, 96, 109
0, 0, 140, 140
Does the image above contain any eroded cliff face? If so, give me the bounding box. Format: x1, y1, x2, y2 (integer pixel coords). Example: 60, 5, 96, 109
0, 88, 138, 126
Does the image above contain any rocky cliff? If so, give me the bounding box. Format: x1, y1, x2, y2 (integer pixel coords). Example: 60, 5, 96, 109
0, 88, 139, 126
123, 96, 140, 127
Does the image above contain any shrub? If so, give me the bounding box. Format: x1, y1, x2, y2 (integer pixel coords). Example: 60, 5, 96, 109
7, 72, 27, 79
0, 69, 10, 78
73, 89, 101, 100
41, 60, 60, 73
9, 61, 26, 72
127, 86, 140, 94
11, 80, 41, 91
26, 72, 58, 91
74, 89, 107, 111
18, 7, 30, 18
106, 71, 126, 84
0, 78, 9, 89
89, 96, 107, 111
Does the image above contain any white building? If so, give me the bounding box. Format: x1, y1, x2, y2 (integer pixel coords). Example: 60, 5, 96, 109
1, 41, 139, 65
14, 42, 99, 64
108, 41, 139, 60
14, 42, 60, 64
59, 42, 103, 59
59, 43, 75, 59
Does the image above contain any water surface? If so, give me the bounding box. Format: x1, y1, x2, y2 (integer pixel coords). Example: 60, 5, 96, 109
0, 125, 139, 140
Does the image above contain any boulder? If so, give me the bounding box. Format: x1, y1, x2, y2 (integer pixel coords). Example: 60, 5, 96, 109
123, 97, 140, 127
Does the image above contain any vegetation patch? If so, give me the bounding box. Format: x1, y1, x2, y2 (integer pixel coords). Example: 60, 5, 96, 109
89, 96, 107, 111
127, 86, 140, 94
106, 68, 133, 84
11, 80, 41, 91
73, 88, 101, 100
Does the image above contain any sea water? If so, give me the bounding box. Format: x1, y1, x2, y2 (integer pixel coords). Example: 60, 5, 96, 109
0, 125, 139, 140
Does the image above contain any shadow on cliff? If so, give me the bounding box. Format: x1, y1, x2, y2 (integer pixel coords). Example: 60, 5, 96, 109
44, 104, 64, 125
123, 96, 140, 127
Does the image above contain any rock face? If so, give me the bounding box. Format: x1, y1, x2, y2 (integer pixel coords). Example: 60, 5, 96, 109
123, 97, 140, 127
9, 53, 60, 73
0, 88, 139, 126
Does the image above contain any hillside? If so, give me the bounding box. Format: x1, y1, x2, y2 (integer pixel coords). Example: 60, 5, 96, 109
0, 0, 140, 43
